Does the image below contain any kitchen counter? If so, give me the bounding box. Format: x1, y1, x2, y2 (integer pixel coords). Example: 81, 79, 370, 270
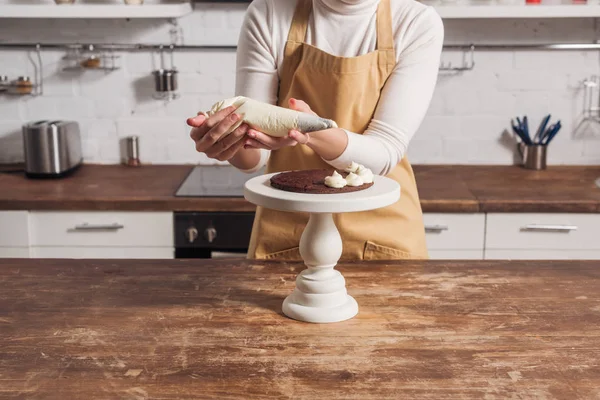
1, 258, 599, 398
0, 164, 599, 212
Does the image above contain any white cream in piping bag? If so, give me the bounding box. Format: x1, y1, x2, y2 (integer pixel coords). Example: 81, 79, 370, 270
324, 171, 347, 188
324, 162, 374, 188
201, 96, 337, 138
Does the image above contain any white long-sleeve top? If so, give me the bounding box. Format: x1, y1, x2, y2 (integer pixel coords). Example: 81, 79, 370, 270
235, 0, 444, 175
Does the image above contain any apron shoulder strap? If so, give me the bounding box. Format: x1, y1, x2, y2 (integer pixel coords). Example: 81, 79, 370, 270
286, 0, 312, 44
376, 0, 395, 55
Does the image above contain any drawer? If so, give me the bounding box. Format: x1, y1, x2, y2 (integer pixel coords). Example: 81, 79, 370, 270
30, 212, 173, 247
429, 250, 483, 260
0, 247, 30, 258
485, 250, 600, 260
0, 211, 29, 247
423, 213, 485, 250
31, 246, 173, 259
486, 213, 600, 250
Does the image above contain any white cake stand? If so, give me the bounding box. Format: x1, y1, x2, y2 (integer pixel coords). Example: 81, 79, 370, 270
244, 173, 400, 324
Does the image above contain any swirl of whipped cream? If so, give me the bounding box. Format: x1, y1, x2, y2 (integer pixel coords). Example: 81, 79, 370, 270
324, 170, 347, 188
345, 172, 364, 187
344, 161, 360, 173
356, 165, 374, 183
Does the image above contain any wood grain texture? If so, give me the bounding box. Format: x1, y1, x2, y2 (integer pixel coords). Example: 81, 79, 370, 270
0, 164, 598, 213
0, 165, 255, 212
1, 259, 599, 399
413, 165, 479, 213
454, 165, 600, 213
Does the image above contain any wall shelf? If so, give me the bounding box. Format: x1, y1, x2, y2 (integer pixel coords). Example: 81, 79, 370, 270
435, 4, 600, 19
0, 2, 192, 19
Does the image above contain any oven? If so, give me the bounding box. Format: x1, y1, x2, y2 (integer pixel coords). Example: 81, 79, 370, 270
174, 212, 255, 259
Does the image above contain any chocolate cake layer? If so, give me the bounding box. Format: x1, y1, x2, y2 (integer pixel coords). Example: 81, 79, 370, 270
270, 169, 373, 194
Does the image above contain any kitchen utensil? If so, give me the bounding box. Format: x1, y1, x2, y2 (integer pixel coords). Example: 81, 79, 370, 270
153, 69, 178, 93
0, 75, 8, 92
534, 114, 551, 144
518, 143, 547, 170
22, 120, 82, 178
124, 135, 140, 167
522, 115, 530, 139
152, 46, 178, 101
543, 121, 561, 145
511, 119, 532, 145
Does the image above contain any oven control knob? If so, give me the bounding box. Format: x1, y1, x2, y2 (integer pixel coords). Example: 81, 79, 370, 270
186, 226, 199, 243
204, 226, 217, 243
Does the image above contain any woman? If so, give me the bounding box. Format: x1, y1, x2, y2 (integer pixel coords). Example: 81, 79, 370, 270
188, 0, 444, 260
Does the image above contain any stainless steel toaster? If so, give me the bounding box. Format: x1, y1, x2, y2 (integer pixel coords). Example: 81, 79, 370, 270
22, 120, 82, 178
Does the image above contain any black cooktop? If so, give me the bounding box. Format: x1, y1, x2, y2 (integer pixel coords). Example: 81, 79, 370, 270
175, 165, 264, 197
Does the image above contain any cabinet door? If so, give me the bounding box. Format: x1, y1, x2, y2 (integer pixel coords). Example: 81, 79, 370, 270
423, 213, 485, 252
31, 247, 174, 259
428, 250, 484, 260
485, 250, 600, 260
0, 247, 30, 258
30, 212, 173, 247
486, 213, 600, 250
0, 211, 29, 247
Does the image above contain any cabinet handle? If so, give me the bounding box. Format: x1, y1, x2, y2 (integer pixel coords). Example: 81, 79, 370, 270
425, 225, 449, 233
72, 223, 124, 231
521, 224, 578, 232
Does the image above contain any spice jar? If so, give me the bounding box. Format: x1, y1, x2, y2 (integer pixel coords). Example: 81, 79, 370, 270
0, 76, 8, 93
79, 45, 102, 69
80, 55, 101, 69
12, 76, 33, 95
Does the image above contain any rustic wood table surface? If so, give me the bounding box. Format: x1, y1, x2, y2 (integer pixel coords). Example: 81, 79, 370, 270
1, 259, 599, 399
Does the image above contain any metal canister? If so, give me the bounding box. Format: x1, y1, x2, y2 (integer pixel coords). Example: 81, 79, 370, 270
519, 143, 547, 170
125, 136, 140, 167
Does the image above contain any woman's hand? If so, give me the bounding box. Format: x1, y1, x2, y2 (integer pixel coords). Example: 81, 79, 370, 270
187, 105, 249, 162
243, 98, 313, 150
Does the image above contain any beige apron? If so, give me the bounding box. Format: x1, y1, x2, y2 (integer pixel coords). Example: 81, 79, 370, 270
247, 0, 428, 261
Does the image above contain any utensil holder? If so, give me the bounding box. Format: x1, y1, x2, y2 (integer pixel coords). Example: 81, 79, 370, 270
518, 143, 547, 170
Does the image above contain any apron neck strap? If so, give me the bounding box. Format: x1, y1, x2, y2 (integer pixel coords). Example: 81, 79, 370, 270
287, 0, 312, 43
376, 0, 394, 52
286, 0, 394, 53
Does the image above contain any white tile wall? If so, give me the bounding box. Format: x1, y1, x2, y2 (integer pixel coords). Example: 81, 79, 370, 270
0, 3, 599, 166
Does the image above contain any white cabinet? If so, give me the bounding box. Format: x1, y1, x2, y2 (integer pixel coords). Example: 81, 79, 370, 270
0, 211, 29, 258
0, 211, 174, 259
424, 214, 485, 259
428, 250, 484, 260
31, 247, 173, 259
30, 211, 172, 247
0, 247, 30, 258
485, 213, 600, 260
485, 250, 600, 260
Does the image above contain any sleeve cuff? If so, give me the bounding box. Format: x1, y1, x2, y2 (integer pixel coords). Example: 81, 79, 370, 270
237, 148, 270, 174
321, 129, 354, 170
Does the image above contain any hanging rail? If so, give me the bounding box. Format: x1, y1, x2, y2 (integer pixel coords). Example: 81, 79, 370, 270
1, 42, 600, 51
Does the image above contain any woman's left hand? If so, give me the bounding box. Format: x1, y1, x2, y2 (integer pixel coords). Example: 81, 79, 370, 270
244, 98, 314, 150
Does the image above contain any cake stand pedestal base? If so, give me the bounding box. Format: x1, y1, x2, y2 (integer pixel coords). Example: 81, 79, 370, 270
281, 213, 358, 323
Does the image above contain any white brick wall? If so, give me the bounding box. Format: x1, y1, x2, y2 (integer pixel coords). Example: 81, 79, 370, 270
0, 3, 599, 166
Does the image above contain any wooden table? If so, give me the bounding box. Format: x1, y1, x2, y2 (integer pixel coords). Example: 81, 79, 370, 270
1, 259, 599, 399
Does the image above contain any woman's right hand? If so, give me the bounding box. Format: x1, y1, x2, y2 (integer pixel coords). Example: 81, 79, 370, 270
187, 105, 250, 162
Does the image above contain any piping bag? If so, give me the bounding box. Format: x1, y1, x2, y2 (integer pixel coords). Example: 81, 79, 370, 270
200, 96, 338, 137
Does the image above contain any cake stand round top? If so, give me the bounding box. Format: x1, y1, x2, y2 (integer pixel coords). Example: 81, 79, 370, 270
244, 172, 400, 214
